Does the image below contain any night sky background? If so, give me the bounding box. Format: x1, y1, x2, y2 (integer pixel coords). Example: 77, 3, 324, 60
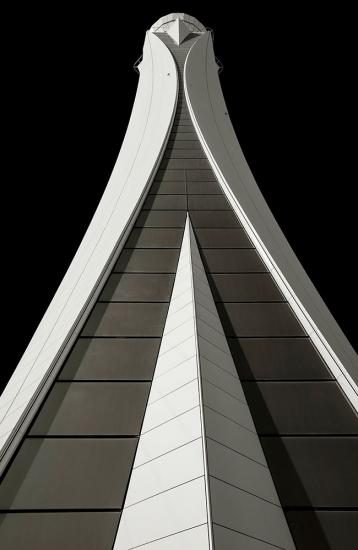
2, 3, 356, 392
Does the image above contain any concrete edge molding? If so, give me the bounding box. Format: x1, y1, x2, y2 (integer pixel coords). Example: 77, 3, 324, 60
0, 32, 178, 467
184, 31, 358, 408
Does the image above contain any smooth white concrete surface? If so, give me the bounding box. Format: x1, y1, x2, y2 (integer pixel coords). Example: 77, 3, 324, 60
125, 438, 205, 507
134, 408, 202, 468
184, 31, 358, 409
0, 31, 178, 468
115, 477, 208, 550
141, 380, 200, 434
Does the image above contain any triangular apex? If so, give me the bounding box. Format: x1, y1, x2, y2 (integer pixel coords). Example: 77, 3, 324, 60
114, 215, 295, 550
167, 17, 191, 45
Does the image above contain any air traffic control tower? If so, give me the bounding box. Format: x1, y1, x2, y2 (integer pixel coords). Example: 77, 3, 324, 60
0, 13, 357, 550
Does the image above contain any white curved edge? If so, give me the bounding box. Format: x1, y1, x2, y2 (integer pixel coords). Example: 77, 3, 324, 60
0, 32, 179, 469
184, 31, 358, 411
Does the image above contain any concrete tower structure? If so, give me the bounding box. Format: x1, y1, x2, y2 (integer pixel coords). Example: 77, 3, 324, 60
0, 12, 357, 550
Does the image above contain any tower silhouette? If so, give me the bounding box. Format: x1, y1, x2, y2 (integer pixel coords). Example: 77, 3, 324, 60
0, 13, 357, 550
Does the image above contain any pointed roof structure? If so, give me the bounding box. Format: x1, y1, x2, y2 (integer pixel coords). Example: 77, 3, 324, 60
166, 17, 191, 45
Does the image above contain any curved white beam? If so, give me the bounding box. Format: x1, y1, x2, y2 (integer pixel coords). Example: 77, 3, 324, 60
0, 32, 178, 465
184, 31, 358, 407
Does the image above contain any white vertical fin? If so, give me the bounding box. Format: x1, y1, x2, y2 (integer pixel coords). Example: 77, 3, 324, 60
114, 217, 211, 550
114, 215, 296, 549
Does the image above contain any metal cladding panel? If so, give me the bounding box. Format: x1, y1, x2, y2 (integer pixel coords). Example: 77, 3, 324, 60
125, 227, 183, 248
261, 437, 358, 507
0, 512, 121, 550
0, 438, 137, 509
99, 273, 175, 302
285, 511, 358, 550
58, 338, 160, 380
190, 211, 239, 227
135, 211, 186, 226
228, 337, 333, 380
114, 247, 180, 272
29, 382, 150, 436
242, 381, 358, 434
217, 302, 306, 337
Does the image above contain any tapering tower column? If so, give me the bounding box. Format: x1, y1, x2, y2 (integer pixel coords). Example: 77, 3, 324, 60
0, 12, 357, 550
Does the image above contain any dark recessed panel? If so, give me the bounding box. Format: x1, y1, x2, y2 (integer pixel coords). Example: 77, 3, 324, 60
173, 117, 192, 124
209, 273, 284, 302
99, 274, 174, 302
285, 511, 358, 550
188, 195, 230, 211
160, 158, 210, 170
154, 169, 185, 181
29, 382, 150, 436
0, 512, 120, 550
0, 438, 137, 509
114, 249, 179, 273
217, 303, 306, 337
186, 169, 217, 181
142, 195, 187, 210
243, 381, 358, 434
173, 112, 190, 121
81, 303, 169, 337
228, 338, 332, 380
200, 249, 266, 271
186, 181, 222, 194
168, 132, 198, 140
172, 118, 193, 126
59, 338, 160, 380
194, 229, 253, 248
175, 99, 189, 106
190, 212, 240, 228
135, 211, 186, 227
125, 228, 183, 248
164, 149, 205, 159
261, 436, 358, 507
170, 125, 195, 132
166, 141, 201, 150
149, 180, 186, 194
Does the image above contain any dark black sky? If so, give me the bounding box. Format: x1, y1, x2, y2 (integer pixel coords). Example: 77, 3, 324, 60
2, 3, 356, 392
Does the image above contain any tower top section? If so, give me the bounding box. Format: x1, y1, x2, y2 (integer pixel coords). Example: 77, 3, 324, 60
150, 13, 206, 33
